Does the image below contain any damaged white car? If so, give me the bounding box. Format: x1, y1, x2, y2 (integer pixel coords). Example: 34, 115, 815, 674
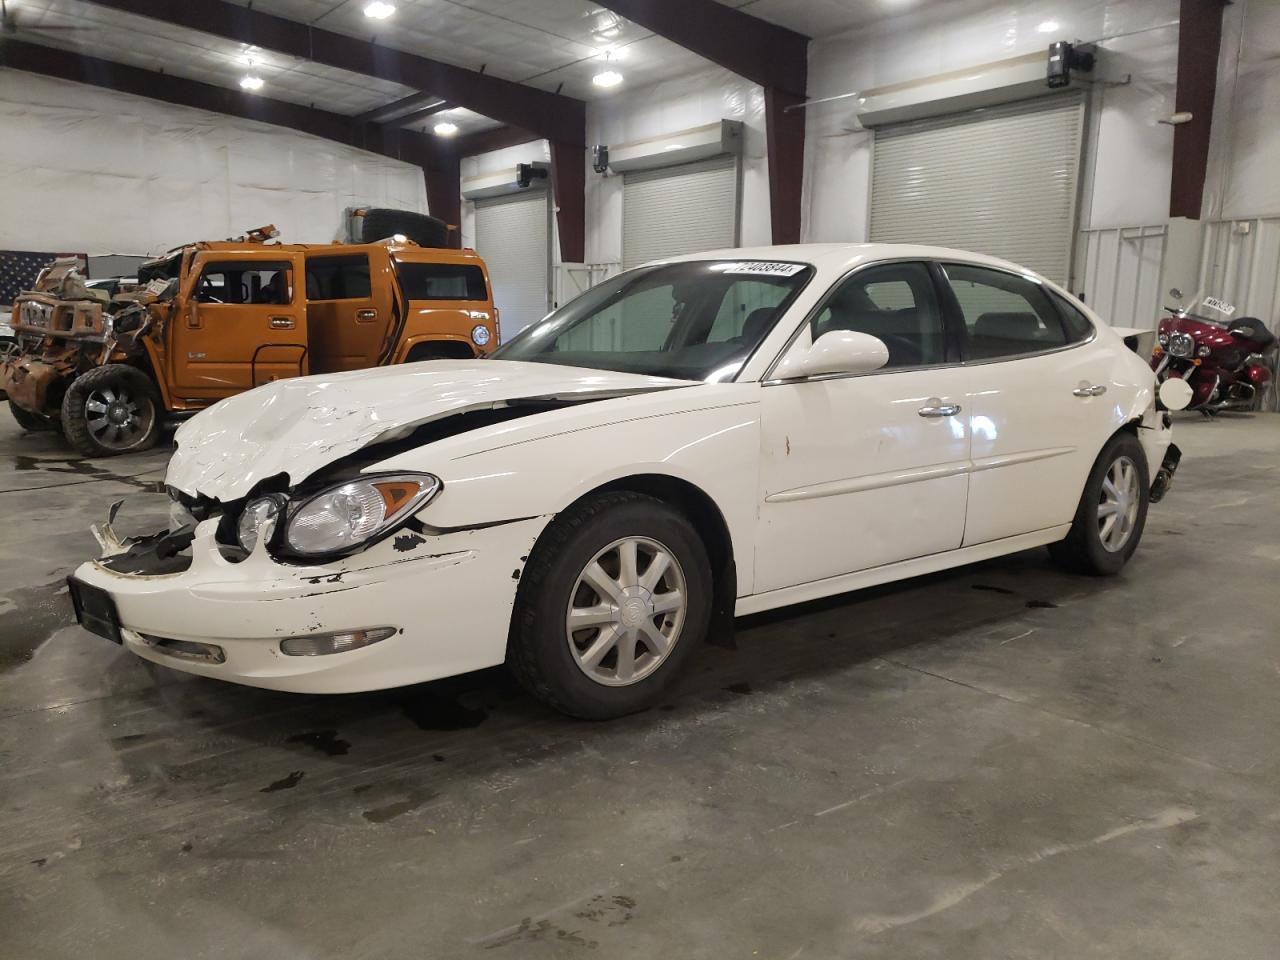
69, 245, 1182, 718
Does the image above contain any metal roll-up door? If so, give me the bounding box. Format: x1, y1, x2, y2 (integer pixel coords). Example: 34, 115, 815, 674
474, 191, 551, 339
622, 155, 739, 269
870, 94, 1085, 284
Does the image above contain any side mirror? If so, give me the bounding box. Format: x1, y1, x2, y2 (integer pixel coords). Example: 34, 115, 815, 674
773, 330, 890, 380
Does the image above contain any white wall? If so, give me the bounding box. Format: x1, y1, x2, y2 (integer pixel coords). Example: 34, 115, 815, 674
0, 69, 427, 256
1203, 0, 1280, 220
802, 0, 1181, 244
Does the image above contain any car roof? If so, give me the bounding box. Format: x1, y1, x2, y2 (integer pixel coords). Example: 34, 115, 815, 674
651, 243, 1048, 282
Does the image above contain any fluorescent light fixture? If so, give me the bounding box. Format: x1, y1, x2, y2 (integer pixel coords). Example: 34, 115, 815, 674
239, 74, 264, 91
433, 121, 459, 136
364, 1, 396, 19
593, 70, 623, 88
1037, 19, 1060, 32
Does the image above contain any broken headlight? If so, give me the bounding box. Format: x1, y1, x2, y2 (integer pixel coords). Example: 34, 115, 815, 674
237, 494, 285, 553
282, 473, 441, 558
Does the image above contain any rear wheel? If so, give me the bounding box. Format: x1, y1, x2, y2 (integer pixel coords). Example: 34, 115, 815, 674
1049, 431, 1149, 575
61, 364, 161, 457
8, 399, 56, 432
404, 341, 475, 363
508, 492, 712, 719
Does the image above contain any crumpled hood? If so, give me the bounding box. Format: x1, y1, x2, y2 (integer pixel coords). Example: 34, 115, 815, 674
167, 360, 688, 500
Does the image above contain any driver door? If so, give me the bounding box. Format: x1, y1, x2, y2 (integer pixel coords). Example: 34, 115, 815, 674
754, 262, 972, 593
172, 251, 308, 400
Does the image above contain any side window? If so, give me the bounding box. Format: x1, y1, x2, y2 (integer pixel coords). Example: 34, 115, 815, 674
196, 261, 292, 305
396, 262, 488, 301
944, 264, 1068, 360
811, 262, 945, 368
1049, 291, 1095, 344
306, 256, 371, 300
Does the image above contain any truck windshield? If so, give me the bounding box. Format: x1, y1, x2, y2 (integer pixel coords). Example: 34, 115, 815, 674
490, 260, 813, 381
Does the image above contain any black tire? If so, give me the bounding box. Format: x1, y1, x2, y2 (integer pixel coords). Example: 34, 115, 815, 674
508, 491, 713, 719
8, 399, 56, 432
1049, 431, 1150, 576
404, 341, 475, 363
360, 208, 451, 248
61, 364, 162, 458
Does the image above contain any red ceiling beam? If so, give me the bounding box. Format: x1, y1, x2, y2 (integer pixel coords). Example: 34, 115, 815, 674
77, 0, 586, 146
594, 0, 809, 244
1169, 0, 1228, 219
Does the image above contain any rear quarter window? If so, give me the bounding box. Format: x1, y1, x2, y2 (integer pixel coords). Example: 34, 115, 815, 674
1049, 292, 1096, 343
396, 261, 488, 301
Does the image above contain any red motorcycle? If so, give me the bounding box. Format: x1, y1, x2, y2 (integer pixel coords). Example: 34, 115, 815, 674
1152, 302, 1275, 414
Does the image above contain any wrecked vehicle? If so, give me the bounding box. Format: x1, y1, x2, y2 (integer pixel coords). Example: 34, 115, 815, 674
68, 245, 1180, 719
3, 222, 498, 457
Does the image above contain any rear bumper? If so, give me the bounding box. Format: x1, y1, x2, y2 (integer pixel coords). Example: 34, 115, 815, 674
71, 513, 550, 693
1149, 442, 1181, 504
1137, 406, 1178, 503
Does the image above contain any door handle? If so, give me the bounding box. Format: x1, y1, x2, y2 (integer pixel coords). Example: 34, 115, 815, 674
269, 316, 295, 330
1073, 383, 1107, 397
355, 309, 378, 322
918, 401, 962, 418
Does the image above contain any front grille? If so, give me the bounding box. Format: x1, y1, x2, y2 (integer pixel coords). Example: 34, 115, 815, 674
18, 301, 52, 329
1167, 331, 1195, 358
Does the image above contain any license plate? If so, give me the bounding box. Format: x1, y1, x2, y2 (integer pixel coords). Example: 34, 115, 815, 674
67, 576, 123, 644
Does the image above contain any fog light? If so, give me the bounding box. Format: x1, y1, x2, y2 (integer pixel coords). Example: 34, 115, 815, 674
279, 627, 397, 657
140, 634, 226, 664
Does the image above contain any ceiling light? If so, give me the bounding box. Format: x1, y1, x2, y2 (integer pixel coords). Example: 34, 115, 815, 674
593, 69, 623, 89
433, 121, 458, 136
364, 1, 396, 19
1037, 20, 1060, 33
240, 74, 264, 91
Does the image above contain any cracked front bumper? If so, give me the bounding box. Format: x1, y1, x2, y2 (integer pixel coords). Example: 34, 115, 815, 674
70, 514, 549, 693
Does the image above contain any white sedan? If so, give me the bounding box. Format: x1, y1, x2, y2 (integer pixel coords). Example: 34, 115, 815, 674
69, 244, 1181, 718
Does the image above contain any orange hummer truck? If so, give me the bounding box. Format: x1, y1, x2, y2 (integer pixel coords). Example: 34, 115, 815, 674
2, 217, 499, 457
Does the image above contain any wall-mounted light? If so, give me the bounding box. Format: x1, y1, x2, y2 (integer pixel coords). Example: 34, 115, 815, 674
433, 121, 459, 136
364, 2, 396, 19
1037, 20, 1060, 33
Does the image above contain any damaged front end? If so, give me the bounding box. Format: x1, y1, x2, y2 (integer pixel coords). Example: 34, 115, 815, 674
2, 258, 167, 416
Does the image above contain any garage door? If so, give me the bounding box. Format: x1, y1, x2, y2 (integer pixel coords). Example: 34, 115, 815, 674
870, 94, 1085, 284
474, 191, 551, 339
622, 154, 738, 269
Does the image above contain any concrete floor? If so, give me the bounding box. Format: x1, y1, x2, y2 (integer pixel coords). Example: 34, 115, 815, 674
2, 411, 1279, 959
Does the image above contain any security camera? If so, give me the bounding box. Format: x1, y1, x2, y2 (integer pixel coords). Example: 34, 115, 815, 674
1047, 41, 1096, 88
592, 144, 610, 175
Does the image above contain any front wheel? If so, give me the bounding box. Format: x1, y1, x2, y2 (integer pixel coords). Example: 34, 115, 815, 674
1049, 431, 1150, 575
508, 491, 712, 719
8, 399, 57, 433
60, 364, 161, 457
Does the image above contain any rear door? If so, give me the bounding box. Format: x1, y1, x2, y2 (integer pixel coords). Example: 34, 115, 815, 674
303, 250, 396, 373
172, 252, 308, 399
939, 262, 1115, 544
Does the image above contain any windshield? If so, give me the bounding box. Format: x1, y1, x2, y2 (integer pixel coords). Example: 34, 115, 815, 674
490, 260, 813, 381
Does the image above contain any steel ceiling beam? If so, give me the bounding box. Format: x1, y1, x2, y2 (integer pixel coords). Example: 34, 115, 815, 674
1169, 0, 1228, 219
593, 0, 809, 244
77, 0, 587, 146
354, 91, 448, 125
592, 0, 808, 97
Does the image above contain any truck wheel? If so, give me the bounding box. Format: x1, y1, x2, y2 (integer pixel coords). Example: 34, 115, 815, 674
508, 492, 712, 719
1049, 431, 1150, 576
61, 364, 161, 457
360, 209, 450, 248
9, 400, 56, 433
405, 342, 474, 363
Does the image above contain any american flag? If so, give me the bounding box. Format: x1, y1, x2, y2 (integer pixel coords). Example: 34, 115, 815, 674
0, 251, 88, 307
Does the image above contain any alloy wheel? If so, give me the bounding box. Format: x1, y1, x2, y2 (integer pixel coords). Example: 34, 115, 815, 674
1097, 455, 1140, 553
84, 384, 154, 451
565, 535, 688, 687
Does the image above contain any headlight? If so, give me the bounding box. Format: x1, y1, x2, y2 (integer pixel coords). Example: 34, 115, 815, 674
283, 473, 441, 557
1196, 344, 1212, 358
1167, 331, 1195, 358
237, 495, 284, 553
471, 324, 491, 346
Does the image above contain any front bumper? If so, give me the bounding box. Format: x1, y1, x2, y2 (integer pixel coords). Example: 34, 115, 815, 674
70, 512, 549, 693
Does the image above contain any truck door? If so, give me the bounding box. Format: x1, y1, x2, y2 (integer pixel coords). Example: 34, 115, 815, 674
303, 250, 396, 373
172, 252, 309, 400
